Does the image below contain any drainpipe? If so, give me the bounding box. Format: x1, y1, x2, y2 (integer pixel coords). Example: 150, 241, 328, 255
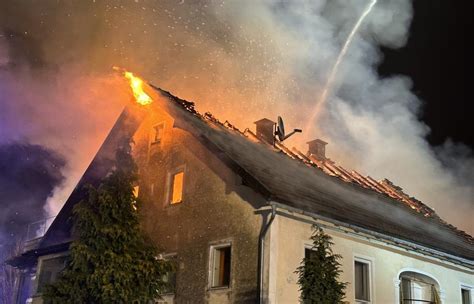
257, 204, 277, 304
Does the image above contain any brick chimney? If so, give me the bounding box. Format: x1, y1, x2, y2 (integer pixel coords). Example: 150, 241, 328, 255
254, 118, 275, 145
307, 139, 327, 161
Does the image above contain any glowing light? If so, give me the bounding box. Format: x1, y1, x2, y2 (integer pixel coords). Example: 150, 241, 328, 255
114, 67, 153, 105
171, 171, 184, 204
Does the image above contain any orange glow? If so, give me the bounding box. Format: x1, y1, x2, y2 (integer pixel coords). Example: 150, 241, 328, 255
171, 171, 184, 204
114, 67, 153, 105
133, 185, 140, 198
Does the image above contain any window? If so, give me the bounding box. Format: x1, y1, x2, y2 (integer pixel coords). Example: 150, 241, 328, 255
210, 244, 231, 288
152, 123, 164, 144
462, 288, 472, 304
160, 255, 177, 295
169, 171, 184, 204
399, 271, 440, 304
354, 260, 371, 303
161, 270, 177, 295
37, 255, 68, 293
150, 183, 155, 196
305, 248, 315, 260
133, 185, 140, 198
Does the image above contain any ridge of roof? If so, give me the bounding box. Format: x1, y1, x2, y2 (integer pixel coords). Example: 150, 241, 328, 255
154, 86, 473, 246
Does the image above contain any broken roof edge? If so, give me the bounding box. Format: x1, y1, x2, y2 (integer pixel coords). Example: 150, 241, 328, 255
150, 85, 473, 247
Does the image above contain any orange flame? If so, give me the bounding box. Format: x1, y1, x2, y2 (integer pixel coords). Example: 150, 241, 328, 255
114, 67, 153, 105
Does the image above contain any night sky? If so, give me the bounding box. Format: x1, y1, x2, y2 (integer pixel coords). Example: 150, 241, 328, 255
380, 0, 473, 148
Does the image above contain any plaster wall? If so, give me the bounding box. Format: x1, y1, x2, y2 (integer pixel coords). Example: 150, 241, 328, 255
269, 214, 474, 304
133, 109, 266, 304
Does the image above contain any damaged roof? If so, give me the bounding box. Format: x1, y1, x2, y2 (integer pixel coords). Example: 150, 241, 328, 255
151, 85, 474, 262
12, 85, 472, 268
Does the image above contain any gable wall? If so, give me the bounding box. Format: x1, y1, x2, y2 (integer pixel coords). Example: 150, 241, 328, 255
133, 108, 266, 303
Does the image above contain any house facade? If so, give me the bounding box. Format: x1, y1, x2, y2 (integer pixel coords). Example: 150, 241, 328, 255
8, 86, 474, 304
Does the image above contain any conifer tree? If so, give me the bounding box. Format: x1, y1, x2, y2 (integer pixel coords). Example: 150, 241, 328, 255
43, 139, 171, 303
296, 225, 347, 304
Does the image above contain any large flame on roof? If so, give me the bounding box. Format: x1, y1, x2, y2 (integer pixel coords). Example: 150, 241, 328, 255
114, 67, 153, 105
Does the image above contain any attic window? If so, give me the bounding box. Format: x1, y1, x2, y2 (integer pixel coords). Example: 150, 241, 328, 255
169, 170, 184, 205
152, 123, 164, 144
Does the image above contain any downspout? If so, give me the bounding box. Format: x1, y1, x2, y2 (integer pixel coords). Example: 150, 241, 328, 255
257, 204, 277, 304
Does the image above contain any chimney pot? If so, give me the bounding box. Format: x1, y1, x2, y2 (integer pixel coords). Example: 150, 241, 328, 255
254, 118, 276, 145
307, 139, 328, 161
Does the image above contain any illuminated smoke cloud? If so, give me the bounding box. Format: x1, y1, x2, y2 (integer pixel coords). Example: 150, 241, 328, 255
0, 0, 472, 234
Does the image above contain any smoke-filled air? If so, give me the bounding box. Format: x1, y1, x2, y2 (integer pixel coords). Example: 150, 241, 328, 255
0, 0, 472, 240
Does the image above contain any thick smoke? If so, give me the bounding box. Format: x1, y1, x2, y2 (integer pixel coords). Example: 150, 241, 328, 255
0, 143, 72, 304
0, 0, 472, 235
0, 143, 64, 251
0, 32, 126, 216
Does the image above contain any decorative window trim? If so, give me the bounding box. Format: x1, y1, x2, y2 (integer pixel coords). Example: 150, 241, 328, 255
353, 254, 375, 304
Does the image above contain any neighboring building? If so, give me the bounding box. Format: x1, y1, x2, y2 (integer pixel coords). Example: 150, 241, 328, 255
8, 87, 474, 304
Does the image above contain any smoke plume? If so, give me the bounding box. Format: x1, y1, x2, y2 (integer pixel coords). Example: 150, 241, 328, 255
0, 143, 64, 247
0, 0, 472, 235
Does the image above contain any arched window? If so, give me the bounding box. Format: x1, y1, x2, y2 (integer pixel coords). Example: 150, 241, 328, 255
399, 271, 441, 304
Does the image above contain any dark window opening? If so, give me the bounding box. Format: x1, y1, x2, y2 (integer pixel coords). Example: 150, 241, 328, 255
355, 260, 370, 302
462, 288, 471, 304
211, 245, 231, 288
161, 261, 177, 295
37, 256, 67, 293
152, 123, 164, 144
304, 248, 316, 260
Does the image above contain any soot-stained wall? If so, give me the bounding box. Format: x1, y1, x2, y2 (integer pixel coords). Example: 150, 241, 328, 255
133, 108, 266, 304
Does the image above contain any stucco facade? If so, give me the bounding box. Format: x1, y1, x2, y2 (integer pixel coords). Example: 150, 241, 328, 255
265, 211, 474, 304
133, 109, 266, 303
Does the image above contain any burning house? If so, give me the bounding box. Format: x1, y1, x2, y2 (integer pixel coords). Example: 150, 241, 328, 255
7, 75, 474, 304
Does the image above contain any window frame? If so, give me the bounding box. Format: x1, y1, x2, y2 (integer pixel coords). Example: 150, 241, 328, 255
165, 165, 186, 206
151, 122, 165, 145
353, 256, 374, 304
460, 283, 473, 304
208, 241, 232, 290
398, 270, 441, 304
35, 252, 69, 295
158, 253, 178, 296
303, 243, 316, 262
396, 268, 443, 304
